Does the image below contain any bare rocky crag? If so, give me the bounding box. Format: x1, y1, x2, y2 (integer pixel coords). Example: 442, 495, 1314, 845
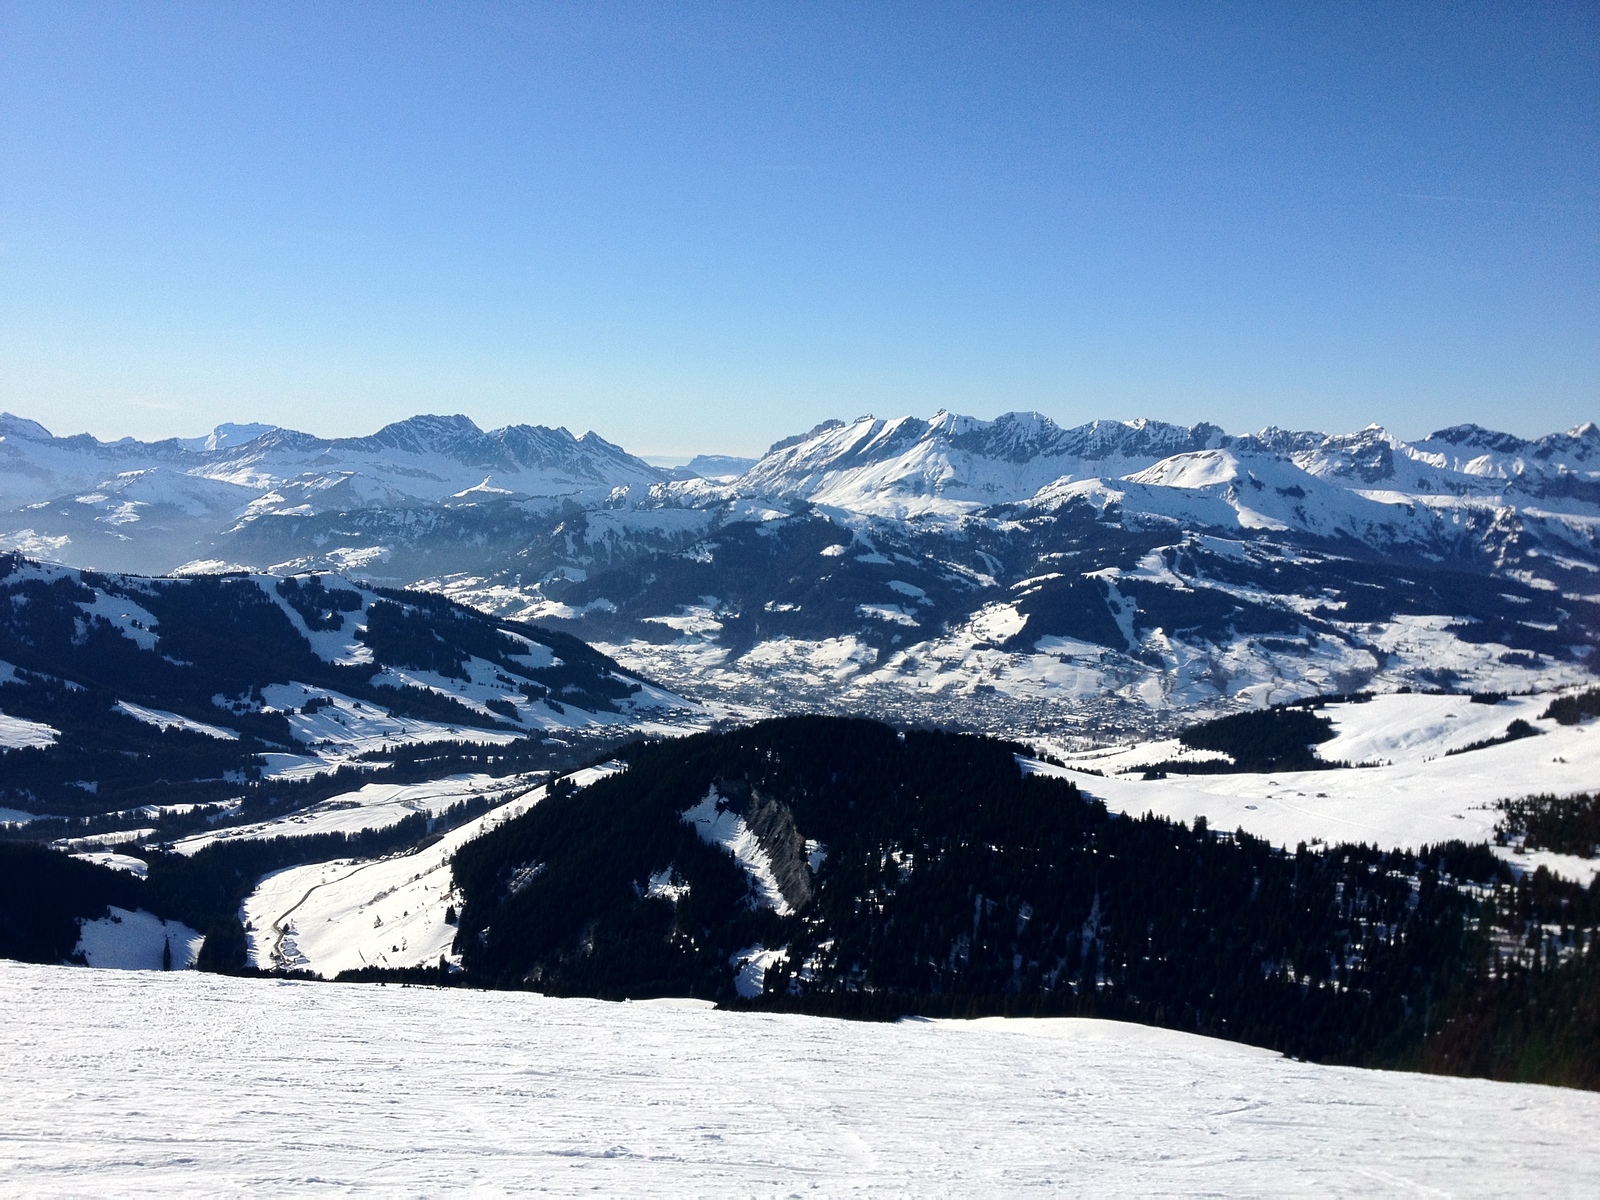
713, 778, 814, 913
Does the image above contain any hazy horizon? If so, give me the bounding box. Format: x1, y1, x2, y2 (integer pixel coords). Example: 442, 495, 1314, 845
3, 401, 1596, 461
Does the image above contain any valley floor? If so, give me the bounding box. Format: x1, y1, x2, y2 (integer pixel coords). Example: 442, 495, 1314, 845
3, 960, 1597, 1194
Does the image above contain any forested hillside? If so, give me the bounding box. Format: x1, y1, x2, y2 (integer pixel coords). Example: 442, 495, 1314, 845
446, 716, 1600, 1088
0, 554, 689, 818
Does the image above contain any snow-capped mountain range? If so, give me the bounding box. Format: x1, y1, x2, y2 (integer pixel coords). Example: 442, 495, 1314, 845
2, 408, 1596, 733
0, 412, 665, 570
0, 411, 663, 509
736, 411, 1600, 522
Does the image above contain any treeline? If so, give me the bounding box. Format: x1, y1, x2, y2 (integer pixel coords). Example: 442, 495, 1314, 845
162, 817, 435, 971
1544, 687, 1600, 726
0, 843, 146, 963
1176, 704, 1337, 771
358, 733, 613, 782
154, 790, 519, 969
1444, 718, 1540, 757
0, 668, 274, 816
1497, 792, 1600, 858
1127, 690, 1559, 776
360, 586, 644, 713
1116, 701, 1344, 776
1410, 936, 1600, 1090
10, 700, 1597, 1091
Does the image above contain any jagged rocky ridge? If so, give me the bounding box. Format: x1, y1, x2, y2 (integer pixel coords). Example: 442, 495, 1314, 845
2, 410, 1596, 733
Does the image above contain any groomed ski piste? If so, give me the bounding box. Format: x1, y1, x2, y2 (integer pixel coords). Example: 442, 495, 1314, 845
1030, 691, 1600, 885
2, 959, 1596, 1194
240, 765, 623, 976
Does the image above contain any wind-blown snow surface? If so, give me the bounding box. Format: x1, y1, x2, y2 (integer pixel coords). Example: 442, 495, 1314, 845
2, 962, 1596, 1194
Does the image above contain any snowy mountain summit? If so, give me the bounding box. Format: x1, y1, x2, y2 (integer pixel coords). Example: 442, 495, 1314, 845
730, 410, 1600, 517
0, 411, 663, 515
735, 411, 1228, 516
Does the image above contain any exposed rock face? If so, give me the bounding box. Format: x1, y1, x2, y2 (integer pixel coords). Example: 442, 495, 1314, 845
713, 777, 813, 912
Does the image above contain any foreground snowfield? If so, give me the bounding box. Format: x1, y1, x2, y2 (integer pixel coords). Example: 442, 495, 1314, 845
2, 962, 1596, 1194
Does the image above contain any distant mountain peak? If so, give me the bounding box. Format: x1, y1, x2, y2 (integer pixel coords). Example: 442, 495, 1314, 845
686, 454, 759, 479
363, 413, 486, 455
0, 413, 54, 442
212, 422, 275, 446
732, 411, 1238, 516
1425, 424, 1528, 453
193, 422, 278, 452
765, 419, 847, 457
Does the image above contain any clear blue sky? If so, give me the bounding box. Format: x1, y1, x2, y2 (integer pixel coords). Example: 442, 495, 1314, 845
1, 2, 1595, 454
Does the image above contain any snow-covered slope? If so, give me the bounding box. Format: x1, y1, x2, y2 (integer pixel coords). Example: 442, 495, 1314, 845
169, 773, 527, 855
73, 907, 203, 970
0, 412, 664, 512
1405, 421, 1600, 480
734, 411, 1227, 517
209, 414, 666, 510
733, 411, 1600, 518
3, 960, 1596, 1193
1033, 691, 1600, 883
1117, 447, 1443, 540
241, 765, 620, 976
0, 709, 58, 750
0, 553, 698, 832
463, 412, 1596, 733
682, 783, 795, 916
